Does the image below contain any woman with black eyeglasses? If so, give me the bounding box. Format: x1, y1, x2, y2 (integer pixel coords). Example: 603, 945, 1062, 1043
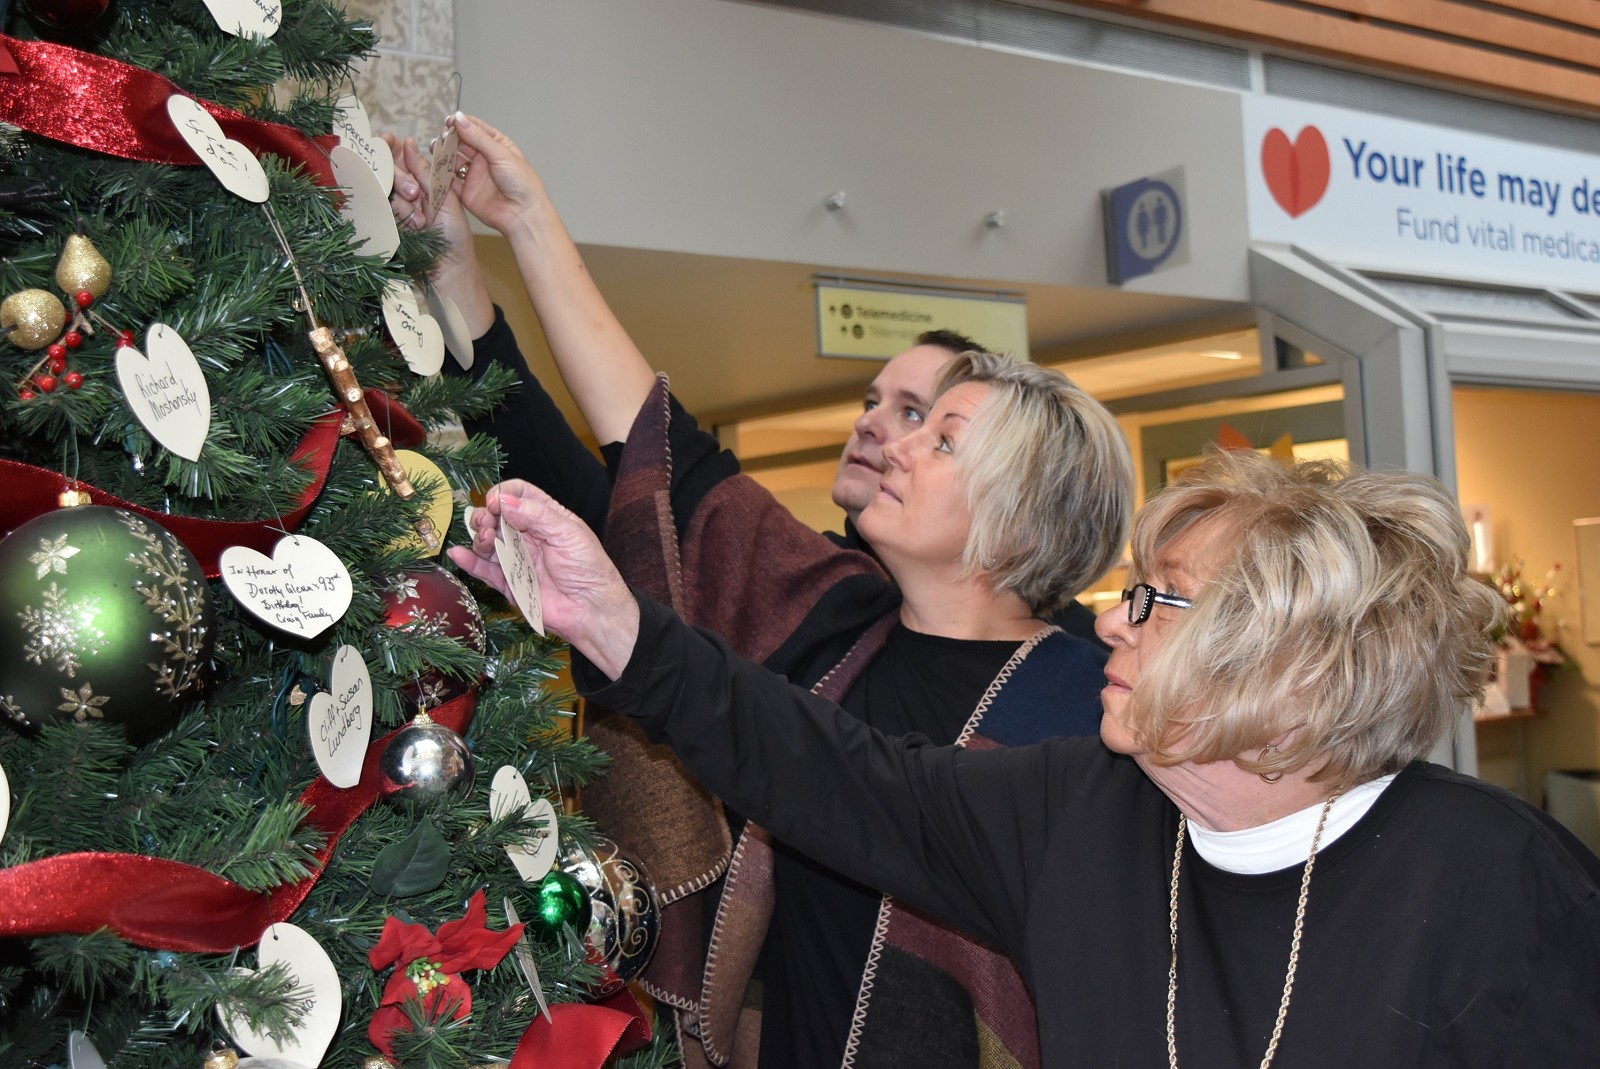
454, 446, 1600, 1068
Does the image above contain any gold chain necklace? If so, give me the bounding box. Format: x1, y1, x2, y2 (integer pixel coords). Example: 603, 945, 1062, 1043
1165, 793, 1340, 1069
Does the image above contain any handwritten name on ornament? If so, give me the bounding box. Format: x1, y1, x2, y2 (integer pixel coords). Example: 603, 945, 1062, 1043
133, 365, 201, 420
318, 682, 365, 757
223, 560, 343, 627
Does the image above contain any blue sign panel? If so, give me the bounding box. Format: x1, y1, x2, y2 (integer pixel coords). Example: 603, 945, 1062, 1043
1103, 171, 1186, 284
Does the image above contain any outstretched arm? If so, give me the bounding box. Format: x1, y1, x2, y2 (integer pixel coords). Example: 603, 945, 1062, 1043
447, 479, 1049, 952
385, 132, 496, 338
445, 113, 656, 446
449, 479, 640, 678
387, 133, 614, 535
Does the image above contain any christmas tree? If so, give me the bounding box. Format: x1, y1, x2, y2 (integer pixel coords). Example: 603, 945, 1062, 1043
0, 2, 669, 1066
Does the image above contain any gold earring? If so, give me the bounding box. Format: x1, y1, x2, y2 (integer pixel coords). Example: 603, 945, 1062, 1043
1258, 743, 1284, 783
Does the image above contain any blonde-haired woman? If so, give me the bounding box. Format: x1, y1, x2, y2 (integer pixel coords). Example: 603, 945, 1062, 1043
455, 448, 1600, 1069
465, 348, 1132, 1069
424, 111, 1137, 1069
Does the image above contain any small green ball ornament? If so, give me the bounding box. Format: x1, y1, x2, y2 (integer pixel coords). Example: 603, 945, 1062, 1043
0, 505, 213, 743
526, 869, 592, 942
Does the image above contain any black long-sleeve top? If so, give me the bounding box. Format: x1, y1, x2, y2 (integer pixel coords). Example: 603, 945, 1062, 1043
582, 595, 1600, 1069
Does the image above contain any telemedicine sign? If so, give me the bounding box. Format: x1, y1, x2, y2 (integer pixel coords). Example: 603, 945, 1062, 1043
1243, 96, 1600, 289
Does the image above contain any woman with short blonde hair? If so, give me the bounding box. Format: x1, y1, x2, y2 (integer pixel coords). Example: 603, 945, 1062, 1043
437, 109, 1138, 1069
464, 447, 1600, 1069
943, 351, 1134, 615
1127, 450, 1503, 784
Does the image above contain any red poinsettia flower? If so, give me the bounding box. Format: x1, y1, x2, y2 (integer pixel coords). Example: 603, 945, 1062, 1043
367, 890, 524, 1056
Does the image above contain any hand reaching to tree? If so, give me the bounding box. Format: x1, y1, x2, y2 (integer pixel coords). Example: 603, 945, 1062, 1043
448, 480, 641, 679
384, 130, 495, 337
447, 113, 562, 244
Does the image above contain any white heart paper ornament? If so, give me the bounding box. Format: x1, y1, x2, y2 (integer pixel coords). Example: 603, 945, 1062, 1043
489, 765, 559, 882
333, 94, 393, 195
382, 280, 445, 376
200, 0, 282, 37
308, 645, 372, 788
494, 524, 543, 634
427, 289, 476, 370
116, 323, 212, 462
426, 123, 462, 225
219, 923, 340, 1065
330, 145, 401, 260
167, 95, 269, 202
67, 1031, 105, 1069
0, 761, 10, 846
221, 536, 353, 639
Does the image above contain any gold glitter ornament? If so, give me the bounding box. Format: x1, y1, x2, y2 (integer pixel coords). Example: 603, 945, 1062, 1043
0, 288, 68, 350
202, 1046, 239, 1069
55, 233, 112, 301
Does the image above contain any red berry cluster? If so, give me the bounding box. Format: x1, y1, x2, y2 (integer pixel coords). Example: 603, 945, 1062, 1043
17, 291, 106, 400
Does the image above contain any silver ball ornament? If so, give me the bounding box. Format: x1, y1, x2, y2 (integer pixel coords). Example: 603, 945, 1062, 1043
558, 837, 661, 997
377, 712, 475, 804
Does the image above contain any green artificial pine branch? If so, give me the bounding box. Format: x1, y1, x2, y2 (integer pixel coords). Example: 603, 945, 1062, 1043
0, 2, 666, 1066
404, 361, 520, 425
33, 929, 141, 1000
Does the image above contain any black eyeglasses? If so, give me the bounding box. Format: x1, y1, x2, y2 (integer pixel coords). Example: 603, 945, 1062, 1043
1121, 583, 1193, 626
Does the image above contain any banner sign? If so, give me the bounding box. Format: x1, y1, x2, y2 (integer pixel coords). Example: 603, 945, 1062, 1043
815, 282, 1029, 360
1243, 95, 1600, 289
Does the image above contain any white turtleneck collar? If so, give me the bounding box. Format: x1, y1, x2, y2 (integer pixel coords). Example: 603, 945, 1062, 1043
1186, 774, 1397, 874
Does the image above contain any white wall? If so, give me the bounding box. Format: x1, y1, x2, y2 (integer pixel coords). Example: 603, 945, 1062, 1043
455, 0, 1251, 301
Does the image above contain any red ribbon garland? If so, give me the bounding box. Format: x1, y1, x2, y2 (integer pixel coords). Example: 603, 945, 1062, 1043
511, 992, 653, 1067
0, 388, 428, 578
0, 684, 654, 1066
0, 32, 337, 186
0, 688, 476, 949
0, 412, 340, 579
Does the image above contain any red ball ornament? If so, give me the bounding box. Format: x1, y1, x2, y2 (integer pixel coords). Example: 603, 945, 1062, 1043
48, 342, 67, 362
117, 330, 135, 349
64, 371, 84, 390
64, 330, 83, 349
74, 289, 94, 309
19, 389, 36, 401
20, 0, 110, 29
49, 355, 67, 375
36, 375, 58, 393
378, 563, 486, 709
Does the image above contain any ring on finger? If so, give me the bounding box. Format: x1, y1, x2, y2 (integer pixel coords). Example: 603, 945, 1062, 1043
454, 159, 471, 180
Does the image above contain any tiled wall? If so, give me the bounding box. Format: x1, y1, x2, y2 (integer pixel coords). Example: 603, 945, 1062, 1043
344, 0, 458, 147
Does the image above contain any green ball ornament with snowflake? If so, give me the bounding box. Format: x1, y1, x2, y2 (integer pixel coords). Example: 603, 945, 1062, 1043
0, 505, 214, 744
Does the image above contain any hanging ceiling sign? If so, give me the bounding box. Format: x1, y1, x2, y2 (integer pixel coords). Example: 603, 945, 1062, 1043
1103, 166, 1189, 284
1244, 95, 1600, 289
815, 280, 1029, 360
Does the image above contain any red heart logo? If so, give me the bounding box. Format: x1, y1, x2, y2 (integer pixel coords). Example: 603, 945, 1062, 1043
1261, 126, 1330, 218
